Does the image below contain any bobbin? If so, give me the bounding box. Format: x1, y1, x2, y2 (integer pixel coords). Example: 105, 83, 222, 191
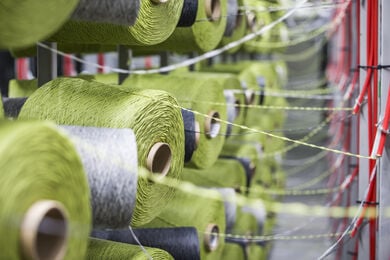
204, 224, 219, 252
204, 111, 221, 139
20, 200, 69, 260
147, 142, 172, 176
205, 0, 221, 21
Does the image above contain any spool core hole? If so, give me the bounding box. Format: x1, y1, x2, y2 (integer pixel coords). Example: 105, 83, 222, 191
205, 111, 221, 139
205, 224, 219, 252
205, 0, 221, 21
245, 90, 256, 105
234, 99, 241, 119
147, 142, 172, 177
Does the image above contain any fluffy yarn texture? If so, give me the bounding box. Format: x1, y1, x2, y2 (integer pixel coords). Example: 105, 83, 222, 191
87, 238, 174, 259
18, 78, 185, 227
71, 0, 140, 26
60, 126, 138, 229
0, 120, 91, 259
0, 0, 79, 48
123, 73, 227, 169
0, 95, 4, 119
51, 0, 184, 46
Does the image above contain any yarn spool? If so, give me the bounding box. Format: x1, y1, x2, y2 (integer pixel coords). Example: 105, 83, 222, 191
18, 78, 185, 227
71, 0, 140, 26
182, 158, 247, 190
87, 238, 174, 259
91, 227, 201, 259
220, 0, 247, 53
182, 109, 200, 162
134, 0, 228, 53
0, 0, 79, 49
223, 0, 239, 37
242, 0, 273, 54
59, 126, 138, 229
142, 188, 226, 260
2, 97, 27, 118
122, 74, 227, 169
0, 121, 91, 259
51, 0, 184, 46
177, 0, 198, 27
213, 188, 237, 234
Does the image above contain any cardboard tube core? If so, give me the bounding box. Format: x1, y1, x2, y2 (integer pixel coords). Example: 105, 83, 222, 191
150, 0, 168, 4
247, 12, 257, 32
147, 142, 172, 177
204, 224, 219, 252
245, 90, 256, 105
194, 121, 201, 149
205, 111, 221, 139
205, 0, 221, 21
21, 200, 68, 260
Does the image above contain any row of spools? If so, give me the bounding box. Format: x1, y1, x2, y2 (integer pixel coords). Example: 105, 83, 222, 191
0, 0, 289, 259
1, 59, 287, 260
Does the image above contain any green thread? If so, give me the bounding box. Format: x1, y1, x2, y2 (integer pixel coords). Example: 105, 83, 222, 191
18, 77, 185, 227
0, 120, 91, 259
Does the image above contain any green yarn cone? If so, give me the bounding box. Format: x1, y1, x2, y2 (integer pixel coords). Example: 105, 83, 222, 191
248, 244, 266, 260
182, 158, 247, 189
51, 0, 184, 46
18, 78, 185, 227
0, 0, 79, 49
122, 73, 227, 169
0, 120, 91, 259
87, 238, 174, 260
221, 243, 245, 260
142, 188, 226, 260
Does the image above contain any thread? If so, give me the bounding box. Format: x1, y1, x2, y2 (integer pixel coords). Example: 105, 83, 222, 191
182, 109, 200, 162
0, 121, 91, 259
51, 0, 184, 46
122, 73, 227, 169
182, 157, 248, 191
142, 188, 226, 259
177, 0, 198, 27
0, 0, 79, 49
91, 227, 200, 259
87, 238, 174, 259
71, 0, 140, 26
134, 0, 227, 52
2, 97, 27, 118
18, 78, 185, 226
59, 126, 138, 229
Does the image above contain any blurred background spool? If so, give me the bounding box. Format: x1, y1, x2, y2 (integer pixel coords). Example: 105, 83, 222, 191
0, 120, 91, 259
60, 126, 138, 229
224, 0, 239, 37
2, 97, 27, 118
134, 0, 227, 53
91, 227, 201, 259
18, 78, 185, 226
214, 188, 237, 234
122, 74, 227, 169
0, 0, 79, 49
87, 238, 174, 260
142, 188, 226, 260
182, 158, 248, 190
0, 95, 4, 119
71, 0, 140, 26
51, 0, 184, 46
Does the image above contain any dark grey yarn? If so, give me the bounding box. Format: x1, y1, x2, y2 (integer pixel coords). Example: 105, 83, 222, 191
60, 125, 138, 229
224, 90, 237, 138
71, 0, 140, 26
214, 188, 237, 234
2, 97, 27, 118
223, 0, 239, 37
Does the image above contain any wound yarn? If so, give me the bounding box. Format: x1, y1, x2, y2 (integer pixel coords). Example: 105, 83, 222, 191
0, 95, 4, 119
51, 0, 184, 46
181, 109, 198, 162
91, 227, 201, 260
2, 97, 27, 119
18, 78, 185, 227
0, 0, 79, 49
0, 120, 91, 259
122, 73, 227, 169
71, 0, 140, 26
87, 238, 174, 259
220, 0, 246, 53
223, 0, 239, 37
177, 0, 198, 27
213, 188, 238, 234
60, 126, 138, 229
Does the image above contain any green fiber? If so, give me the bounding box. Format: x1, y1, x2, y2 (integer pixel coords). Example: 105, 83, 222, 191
0, 120, 91, 259
8, 75, 96, 98
0, 95, 4, 119
122, 73, 227, 169
220, 0, 247, 53
221, 243, 245, 260
135, 0, 228, 53
142, 188, 226, 260
248, 244, 266, 260
93, 73, 119, 85
51, 0, 184, 46
0, 0, 79, 49
18, 78, 185, 227
182, 158, 247, 189
242, 0, 273, 54
87, 238, 173, 260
